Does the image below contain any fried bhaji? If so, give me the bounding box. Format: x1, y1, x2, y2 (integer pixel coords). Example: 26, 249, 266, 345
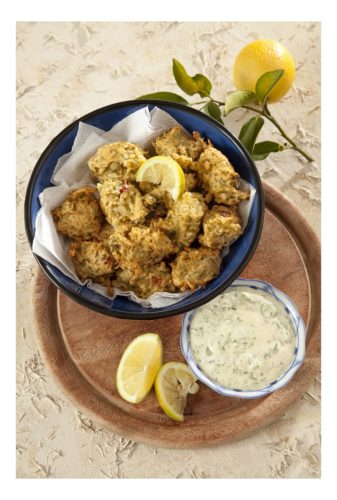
199, 205, 243, 249
108, 225, 175, 273
196, 147, 250, 205
159, 192, 207, 249
170, 247, 222, 291
96, 222, 115, 242
68, 240, 117, 280
184, 172, 199, 191
97, 179, 149, 226
52, 187, 103, 240
138, 181, 174, 217
113, 262, 175, 298
88, 142, 147, 183
153, 126, 207, 169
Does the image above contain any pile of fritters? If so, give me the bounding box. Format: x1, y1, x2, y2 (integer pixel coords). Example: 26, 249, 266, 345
52, 126, 250, 298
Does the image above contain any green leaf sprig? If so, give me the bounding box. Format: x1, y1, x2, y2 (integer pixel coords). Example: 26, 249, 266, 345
138, 59, 314, 162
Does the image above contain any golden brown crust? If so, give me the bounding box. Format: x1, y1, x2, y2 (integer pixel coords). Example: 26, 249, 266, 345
97, 179, 149, 226
199, 205, 243, 249
52, 187, 103, 240
138, 181, 174, 218
68, 240, 117, 280
96, 222, 115, 242
113, 262, 175, 298
88, 142, 147, 183
108, 225, 175, 274
196, 147, 250, 205
184, 172, 199, 191
158, 192, 207, 250
153, 126, 207, 168
170, 247, 222, 291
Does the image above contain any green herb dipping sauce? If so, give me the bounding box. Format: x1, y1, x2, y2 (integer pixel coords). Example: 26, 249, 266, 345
189, 286, 296, 390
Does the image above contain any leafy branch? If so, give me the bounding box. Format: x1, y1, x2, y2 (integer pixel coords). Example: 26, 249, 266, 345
138, 58, 314, 162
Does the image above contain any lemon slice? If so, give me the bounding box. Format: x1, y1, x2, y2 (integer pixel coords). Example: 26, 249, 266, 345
154, 362, 199, 422
136, 155, 185, 200
116, 333, 163, 404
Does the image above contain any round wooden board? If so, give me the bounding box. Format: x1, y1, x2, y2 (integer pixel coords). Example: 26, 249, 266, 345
32, 181, 321, 448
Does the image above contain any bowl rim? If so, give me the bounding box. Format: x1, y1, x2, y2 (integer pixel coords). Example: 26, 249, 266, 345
180, 277, 307, 398
24, 99, 264, 320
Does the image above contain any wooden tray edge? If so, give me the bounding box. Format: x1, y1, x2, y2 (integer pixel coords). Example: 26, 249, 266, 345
31, 181, 321, 448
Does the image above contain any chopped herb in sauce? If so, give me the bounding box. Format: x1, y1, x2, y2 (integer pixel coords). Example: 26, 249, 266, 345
189, 286, 296, 390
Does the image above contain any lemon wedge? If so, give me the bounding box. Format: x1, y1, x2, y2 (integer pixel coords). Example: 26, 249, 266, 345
154, 362, 199, 422
116, 333, 163, 404
136, 155, 185, 200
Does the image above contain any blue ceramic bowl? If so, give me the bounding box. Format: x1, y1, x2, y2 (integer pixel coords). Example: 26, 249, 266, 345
25, 100, 264, 319
181, 278, 307, 398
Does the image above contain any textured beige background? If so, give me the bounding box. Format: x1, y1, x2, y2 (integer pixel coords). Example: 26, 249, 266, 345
16, 22, 321, 478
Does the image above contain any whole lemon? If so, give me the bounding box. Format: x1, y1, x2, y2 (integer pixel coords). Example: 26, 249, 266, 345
233, 39, 296, 102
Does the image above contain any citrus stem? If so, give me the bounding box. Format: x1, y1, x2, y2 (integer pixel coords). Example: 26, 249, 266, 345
242, 104, 314, 162
189, 100, 209, 105
190, 98, 314, 162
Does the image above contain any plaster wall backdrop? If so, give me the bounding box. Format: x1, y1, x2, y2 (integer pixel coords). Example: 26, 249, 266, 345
16, 22, 321, 478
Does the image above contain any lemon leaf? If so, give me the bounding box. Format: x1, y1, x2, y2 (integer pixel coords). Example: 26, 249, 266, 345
137, 92, 189, 104
252, 140, 285, 160
172, 58, 212, 98
255, 69, 284, 105
239, 116, 264, 153
202, 101, 223, 124
224, 90, 257, 115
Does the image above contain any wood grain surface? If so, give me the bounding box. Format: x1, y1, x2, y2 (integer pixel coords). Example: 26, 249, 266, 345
32, 181, 321, 448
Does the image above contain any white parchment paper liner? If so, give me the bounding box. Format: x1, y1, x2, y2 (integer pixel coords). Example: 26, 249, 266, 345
33, 107, 256, 308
